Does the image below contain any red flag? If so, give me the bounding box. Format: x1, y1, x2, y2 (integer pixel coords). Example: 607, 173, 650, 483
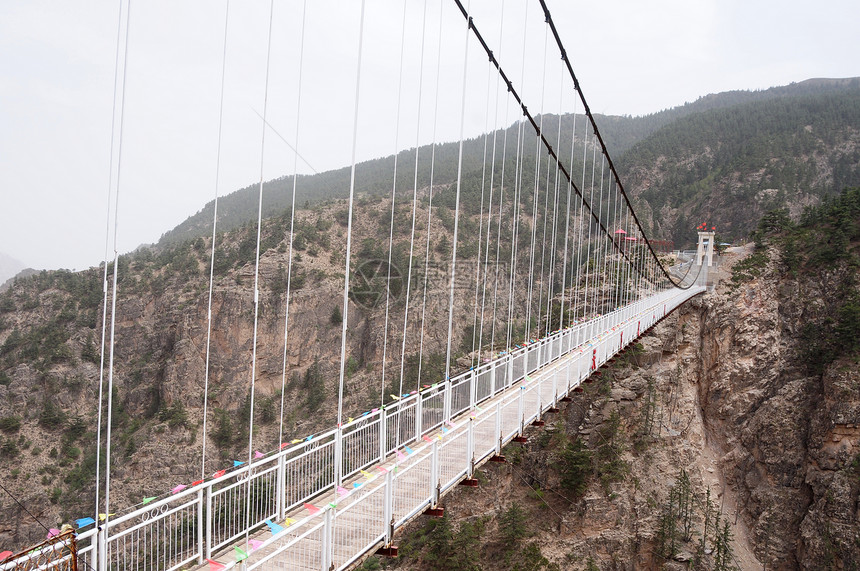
304, 503, 321, 515
207, 560, 225, 571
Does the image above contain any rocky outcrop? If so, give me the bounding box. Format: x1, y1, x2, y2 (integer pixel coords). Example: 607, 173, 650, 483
388, 248, 859, 570
685, 253, 860, 569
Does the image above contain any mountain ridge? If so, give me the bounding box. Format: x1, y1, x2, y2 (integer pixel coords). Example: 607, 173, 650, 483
159, 77, 860, 251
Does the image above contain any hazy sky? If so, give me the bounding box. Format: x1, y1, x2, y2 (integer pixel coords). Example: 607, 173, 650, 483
1, 0, 857, 272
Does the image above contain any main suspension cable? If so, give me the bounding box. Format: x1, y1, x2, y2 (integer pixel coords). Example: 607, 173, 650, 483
537, 0, 688, 288
452, 0, 686, 289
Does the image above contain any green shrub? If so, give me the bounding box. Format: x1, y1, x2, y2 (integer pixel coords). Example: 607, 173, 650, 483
557, 438, 592, 496
211, 409, 234, 449
498, 503, 529, 545
0, 437, 18, 458
159, 401, 189, 429
39, 402, 67, 429
0, 416, 21, 433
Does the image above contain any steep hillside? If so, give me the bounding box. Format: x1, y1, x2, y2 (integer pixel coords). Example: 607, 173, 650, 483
370, 191, 860, 570
2, 79, 859, 564
161, 79, 860, 249
619, 82, 860, 247
0, 182, 595, 548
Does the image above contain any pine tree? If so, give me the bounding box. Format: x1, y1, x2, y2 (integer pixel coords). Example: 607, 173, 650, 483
700, 487, 713, 554
677, 470, 694, 542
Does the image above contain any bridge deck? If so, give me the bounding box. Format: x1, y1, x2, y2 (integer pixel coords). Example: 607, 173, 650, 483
188, 288, 703, 570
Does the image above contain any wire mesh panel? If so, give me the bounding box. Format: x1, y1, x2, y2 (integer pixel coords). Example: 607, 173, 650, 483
105, 494, 200, 571
511, 353, 525, 382
471, 413, 496, 463
330, 481, 387, 570
392, 452, 433, 526
246, 516, 326, 571
0, 530, 78, 571
438, 430, 469, 493
385, 401, 417, 453
500, 394, 522, 442
539, 370, 556, 408
74, 529, 96, 571
526, 347, 540, 373
475, 368, 492, 402
551, 337, 561, 361
561, 330, 571, 354
494, 358, 509, 392
449, 376, 471, 418
282, 436, 336, 514
420, 390, 444, 433
521, 383, 541, 427
210, 464, 280, 554
341, 416, 381, 478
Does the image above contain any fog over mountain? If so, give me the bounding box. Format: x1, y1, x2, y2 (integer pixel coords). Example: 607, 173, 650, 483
0, 252, 26, 288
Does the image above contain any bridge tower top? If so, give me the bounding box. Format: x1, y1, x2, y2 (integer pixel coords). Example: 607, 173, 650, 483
696, 231, 716, 267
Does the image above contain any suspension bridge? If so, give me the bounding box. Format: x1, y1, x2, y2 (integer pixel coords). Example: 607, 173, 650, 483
4, 1, 712, 569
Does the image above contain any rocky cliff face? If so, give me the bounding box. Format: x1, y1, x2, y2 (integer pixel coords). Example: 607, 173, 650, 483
384, 247, 859, 570
0, 193, 539, 549
687, 248, 860, 569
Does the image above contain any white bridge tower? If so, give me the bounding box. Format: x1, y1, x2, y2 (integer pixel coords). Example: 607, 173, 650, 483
696, 231, 715, 267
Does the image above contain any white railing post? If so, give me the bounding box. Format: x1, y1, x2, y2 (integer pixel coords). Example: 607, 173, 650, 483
206, 482, 213, 560
415, 397, 423, 444
536, 381, 542, 420
430, 441, 440, 507
469, 369, 477, 410
494, 402, 502, 457
517, 386, 525, 436
443, 379, 452, 424
322, 508, 333, 571
490, 362, 496, 395
507, 354, 514, 387
565, 350, 572, 394
197, 488, 204, 565
380, 410, 388, 462
383, 470, 394, 545
97, 524, 106, 571
334, 426, 343, 487
577, 349, 583, 385
277, 453, 286, 521
467, 417, 475, 478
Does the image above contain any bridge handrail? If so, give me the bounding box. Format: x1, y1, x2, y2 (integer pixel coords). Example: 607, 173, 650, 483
75, 287, 704, 571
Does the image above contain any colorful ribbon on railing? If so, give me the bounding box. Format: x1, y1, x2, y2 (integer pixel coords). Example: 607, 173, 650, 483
264, 519, 284, 534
